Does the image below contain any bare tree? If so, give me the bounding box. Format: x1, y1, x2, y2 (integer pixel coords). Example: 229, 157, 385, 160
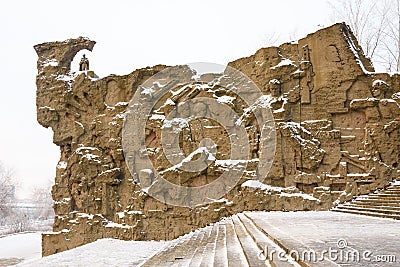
263, 32, 281, 47
328, 0, 400, 72
7, 212, 33, 233
31, 181, 54, 220
0, 162, 16, 217
380, 0, 400, 72
0, 162, 53, 235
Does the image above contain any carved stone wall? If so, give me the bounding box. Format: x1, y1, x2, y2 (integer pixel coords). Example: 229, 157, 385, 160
35, 23, 400, 256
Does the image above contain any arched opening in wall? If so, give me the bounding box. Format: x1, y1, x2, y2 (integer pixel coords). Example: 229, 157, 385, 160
70, 49, 93, 73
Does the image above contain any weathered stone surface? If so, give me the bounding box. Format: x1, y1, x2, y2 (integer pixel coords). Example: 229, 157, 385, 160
35, 23, 400, 256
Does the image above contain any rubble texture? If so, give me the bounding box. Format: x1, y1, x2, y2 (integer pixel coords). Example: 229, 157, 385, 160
35, 23, 400, 256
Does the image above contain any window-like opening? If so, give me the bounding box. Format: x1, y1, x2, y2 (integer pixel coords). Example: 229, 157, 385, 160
70, 49, 92, 73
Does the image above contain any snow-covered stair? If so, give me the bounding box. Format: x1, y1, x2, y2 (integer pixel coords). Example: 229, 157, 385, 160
332, 180, 400, 219
140, 213, 302, 267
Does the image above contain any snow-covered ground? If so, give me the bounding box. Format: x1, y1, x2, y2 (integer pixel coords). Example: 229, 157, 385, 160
2, 211, 399, 266
0, 231, 170, 267
0, 232, 42, 266
0, 219, 53, 237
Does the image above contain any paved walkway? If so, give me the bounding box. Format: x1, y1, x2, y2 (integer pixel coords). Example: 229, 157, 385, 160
247, 211, 400, 266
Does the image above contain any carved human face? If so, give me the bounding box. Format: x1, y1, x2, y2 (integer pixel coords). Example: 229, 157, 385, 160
372, 87, 381, 98
372, 80, 389, 98
271, 84, 281, 97
268, 79, 281, 97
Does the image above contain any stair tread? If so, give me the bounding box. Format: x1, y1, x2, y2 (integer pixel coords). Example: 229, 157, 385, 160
238, 213, 299, 267
333, 208, 400, 219
342, 203, 400, 210
172, 231, 201, 261
141, 231, 197, 266
335, 205, 400, 214
333, 181, 400, 220
231, 215, 269, 267
171, 230, 207, 267
213, 223, 228, 267
225, 218, 250, 267
199, 223, 219, 267
187, 226, 213, 267
354, 199, 400, 204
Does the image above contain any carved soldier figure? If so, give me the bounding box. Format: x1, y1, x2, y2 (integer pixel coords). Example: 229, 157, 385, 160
79, 54, 89, 71
350, 80, 400, 175
268, 79, 281, 97
248, 125, 260, 159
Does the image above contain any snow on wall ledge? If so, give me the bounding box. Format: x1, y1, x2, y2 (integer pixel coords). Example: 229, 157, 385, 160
35, 23, 400, 256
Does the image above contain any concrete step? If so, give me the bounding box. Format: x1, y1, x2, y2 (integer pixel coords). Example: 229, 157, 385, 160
332, 181, 400, 220
238, 213, 300, 267
358, 198, 400, 203
175, 231, 209, 267
333, 207, 400, 220
142, 213, 307, 266
225, 218, 249, 267
213, 223, 228, 267
350, 201, 400, 208
342, 203, 400, 211
373, 192, 400, 196
363, 195, 400, 200
335, 205, 400, 216
385, 188, 400, 192
199, 223, 219, 267
141, 231, 197, 266
231, 214, 270, 267
385, 188, 400, 191
353, 198, 400, 204
168, 232, 201, 267
187, 226, 213, 267
370, 193, 400, 198
370, 191, 400, 195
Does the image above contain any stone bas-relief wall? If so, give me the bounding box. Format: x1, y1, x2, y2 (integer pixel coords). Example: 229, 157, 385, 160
35, 23, 400, 256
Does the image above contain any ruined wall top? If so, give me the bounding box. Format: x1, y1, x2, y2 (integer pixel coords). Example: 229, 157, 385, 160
34, 36, 96, 75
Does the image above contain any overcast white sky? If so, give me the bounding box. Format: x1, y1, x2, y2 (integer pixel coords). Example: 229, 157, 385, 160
0, 0, 336, 198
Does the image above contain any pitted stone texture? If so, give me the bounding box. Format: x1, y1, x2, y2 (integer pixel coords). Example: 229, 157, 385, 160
35, 23, 400, 255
